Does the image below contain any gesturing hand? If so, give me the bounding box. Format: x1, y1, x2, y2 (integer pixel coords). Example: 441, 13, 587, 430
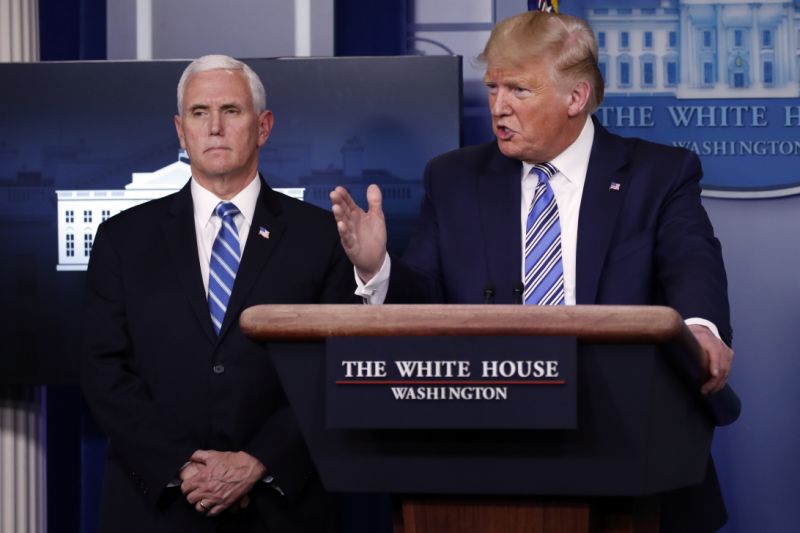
330, 184, 387, 282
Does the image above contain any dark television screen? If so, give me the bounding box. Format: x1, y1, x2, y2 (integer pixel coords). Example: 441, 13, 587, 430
0, 56, 462, 383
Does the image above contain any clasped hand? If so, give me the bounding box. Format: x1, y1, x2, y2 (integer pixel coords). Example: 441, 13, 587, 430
180, 450, 266, 517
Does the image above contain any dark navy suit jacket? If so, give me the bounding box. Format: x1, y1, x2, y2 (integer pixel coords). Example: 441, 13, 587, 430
82, 178, 352, 532
388, 119, 731, 532
390, 119, 731, 342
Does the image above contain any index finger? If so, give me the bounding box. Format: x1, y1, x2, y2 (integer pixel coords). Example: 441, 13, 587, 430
190, 449, 211, 464
330, 186, 359, 211
206, 501, 231, 518
181, 476, 203, 495
701, 375, 723, 395
700, 350, 730, 394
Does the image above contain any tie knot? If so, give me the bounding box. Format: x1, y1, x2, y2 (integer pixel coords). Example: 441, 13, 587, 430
215, 201, 240, 221
531, 162, 557, 184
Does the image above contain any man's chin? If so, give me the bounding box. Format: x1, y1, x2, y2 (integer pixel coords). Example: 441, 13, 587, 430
496, 139, 522, 160
192, 165, 237, 182
195, 158, 235, 175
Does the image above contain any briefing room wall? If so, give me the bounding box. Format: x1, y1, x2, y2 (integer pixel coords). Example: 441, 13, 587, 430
704, 196, 800, 533
106, 0, 332, 59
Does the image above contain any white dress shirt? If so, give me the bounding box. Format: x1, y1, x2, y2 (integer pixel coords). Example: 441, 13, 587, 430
520, 117, 594, 305
175, 175, 287, 493
191, 175, 261, 296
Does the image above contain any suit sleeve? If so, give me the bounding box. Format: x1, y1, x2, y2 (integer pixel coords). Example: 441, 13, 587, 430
386, 160, 444, 303
654, 150, 732, 345
81, 223, 198, 508
319, 225, 360, 304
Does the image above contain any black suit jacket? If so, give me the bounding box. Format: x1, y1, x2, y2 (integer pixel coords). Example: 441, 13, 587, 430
388, 120, 731, 532
82, 178, 353, 532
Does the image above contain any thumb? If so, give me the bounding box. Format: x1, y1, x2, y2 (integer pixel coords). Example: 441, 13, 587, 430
190, 449, 210, 464
366, 184, 383, 215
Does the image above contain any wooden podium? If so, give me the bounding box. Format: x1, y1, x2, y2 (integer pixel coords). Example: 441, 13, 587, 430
240, 305, 739, 533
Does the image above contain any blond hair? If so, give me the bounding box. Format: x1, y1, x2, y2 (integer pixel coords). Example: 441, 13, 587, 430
479, 11, 604, 112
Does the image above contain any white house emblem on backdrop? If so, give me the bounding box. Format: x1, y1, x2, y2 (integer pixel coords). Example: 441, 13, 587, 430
54, 153, 304, 271
587, 0, 800, 198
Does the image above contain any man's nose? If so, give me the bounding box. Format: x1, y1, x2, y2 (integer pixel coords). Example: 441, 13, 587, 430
210, 112, 222, 135
491, 91, 511, 116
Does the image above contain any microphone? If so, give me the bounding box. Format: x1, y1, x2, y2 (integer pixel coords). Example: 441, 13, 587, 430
483, 283, 496, 304
511, 282, 524, 305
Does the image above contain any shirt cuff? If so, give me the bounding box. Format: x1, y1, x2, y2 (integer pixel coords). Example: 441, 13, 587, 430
354, 254, 391, 304
166, 461, 193, 488
261, 474, 286, 497
684, 317, 722, 342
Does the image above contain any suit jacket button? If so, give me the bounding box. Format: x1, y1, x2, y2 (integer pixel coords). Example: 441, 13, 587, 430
212, 364, 225, 374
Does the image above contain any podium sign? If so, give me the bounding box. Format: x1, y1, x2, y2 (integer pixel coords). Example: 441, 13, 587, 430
325, 336, 577, 429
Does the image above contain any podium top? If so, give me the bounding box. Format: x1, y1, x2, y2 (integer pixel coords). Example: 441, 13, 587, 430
240, 304, 687, 342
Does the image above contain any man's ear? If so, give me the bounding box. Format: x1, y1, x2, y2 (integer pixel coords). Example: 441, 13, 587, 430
174, 115, 187, 149
257, 110, 274, 147
566, 79, 591, 117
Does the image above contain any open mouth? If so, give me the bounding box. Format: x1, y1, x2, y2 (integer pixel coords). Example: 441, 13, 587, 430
496, 125, 515, 140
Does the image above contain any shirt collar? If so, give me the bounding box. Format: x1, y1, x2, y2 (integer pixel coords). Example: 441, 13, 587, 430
522, 116, 594, 187
191, 173, 261, 226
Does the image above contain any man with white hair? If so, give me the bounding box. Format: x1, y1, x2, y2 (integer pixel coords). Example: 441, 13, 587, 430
83, 54, 350, 532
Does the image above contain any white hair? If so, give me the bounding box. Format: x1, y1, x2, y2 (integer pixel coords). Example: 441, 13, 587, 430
176, 54, 267, 114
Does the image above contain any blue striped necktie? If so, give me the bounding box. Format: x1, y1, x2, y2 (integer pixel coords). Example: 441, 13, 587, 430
523, 163, 565, 306
208, 201, 241, 335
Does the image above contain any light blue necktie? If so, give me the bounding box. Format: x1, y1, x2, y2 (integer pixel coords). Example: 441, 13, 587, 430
523, 163, 565, 306
208, 202, 241, 334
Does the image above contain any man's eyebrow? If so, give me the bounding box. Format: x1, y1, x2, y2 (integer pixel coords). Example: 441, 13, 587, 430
188, 104, 209, 112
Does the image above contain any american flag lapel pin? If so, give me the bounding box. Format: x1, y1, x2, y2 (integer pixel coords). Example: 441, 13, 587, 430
609, 181, 621, 192
258, 226, 270, 239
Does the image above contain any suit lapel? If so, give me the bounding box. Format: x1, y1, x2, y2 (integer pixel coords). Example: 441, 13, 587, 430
162, 182, 217, 343
217, 179, 286, 339
477, 144, 523, 302
575, 119, 631, 304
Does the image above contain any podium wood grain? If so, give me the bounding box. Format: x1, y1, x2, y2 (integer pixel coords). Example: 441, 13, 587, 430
240, 304, 689, 343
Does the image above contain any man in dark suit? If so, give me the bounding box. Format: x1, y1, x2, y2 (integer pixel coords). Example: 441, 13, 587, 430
82, 54, 352, 532
330, 11, 734, 532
